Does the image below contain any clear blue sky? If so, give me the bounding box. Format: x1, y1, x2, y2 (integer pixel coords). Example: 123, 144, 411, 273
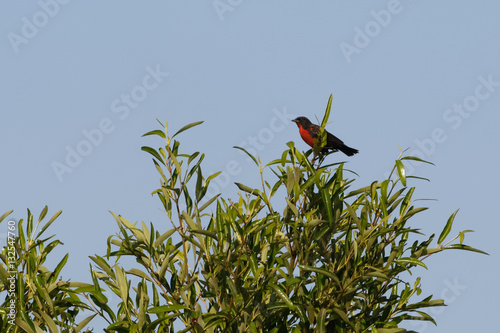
1, 1, 499, 331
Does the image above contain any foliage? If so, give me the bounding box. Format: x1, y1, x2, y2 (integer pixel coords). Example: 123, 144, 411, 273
86, 118, 485, 332
0, 208, 96, 332
0, 113, 486, 332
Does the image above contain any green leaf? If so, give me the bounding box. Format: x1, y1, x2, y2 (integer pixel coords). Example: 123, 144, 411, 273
235, 182, 261, 197
0, 210, 13, 223
148, 304, 189, 313
317, 308, 327, 333
396, 257, 428, 270
127, 268, 154, 282
332, 307, 353, 328
396, 160, 406, 186
153, 228, 176, 248
15, 315, 37, 333
142, 129, 166, 139
320, 188, 334, 225
401, 155, 435, 165
141, 146, 164, 164
116, 267, 130, 315
198, 194, 220, 213
166, 146, 183, 177
376, 329, 407, 333
40, 311, 59, 333
74, 314, 98, 333
444, 244, 489, 255
320, 94, 333, 129
438, 210, 458, 244
269, 284, 294, 310
459, 229, 474, 244
234, 146, 259, 166
90, 255, 114, 278
313, 94, 333, 154
49, 253, 69, 283
35, 209, 62, 240
172, 121, 204, 138
298, 265, 340, 284
38, 205, 48, 223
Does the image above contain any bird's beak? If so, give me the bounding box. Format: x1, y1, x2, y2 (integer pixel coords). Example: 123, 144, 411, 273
292, 119, 298, 123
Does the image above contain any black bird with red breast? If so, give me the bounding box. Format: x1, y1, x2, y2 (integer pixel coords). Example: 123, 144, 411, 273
292, 116, 358, 156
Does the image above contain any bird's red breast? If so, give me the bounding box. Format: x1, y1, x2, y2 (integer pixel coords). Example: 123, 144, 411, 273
297, 124, 316, 147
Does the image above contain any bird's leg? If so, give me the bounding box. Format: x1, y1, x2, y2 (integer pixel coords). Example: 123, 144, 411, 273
311, 152, 326, 167
317, 154, 326, 166
311, 153, 318, 165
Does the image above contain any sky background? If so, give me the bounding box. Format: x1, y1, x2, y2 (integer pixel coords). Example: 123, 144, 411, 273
1, 1, 499, 331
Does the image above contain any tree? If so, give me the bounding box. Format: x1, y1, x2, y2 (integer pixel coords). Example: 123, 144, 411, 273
0, 99, 486, 332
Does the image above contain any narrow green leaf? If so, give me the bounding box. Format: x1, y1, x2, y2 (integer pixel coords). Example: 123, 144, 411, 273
15, 315, 37, 333
401, 155, 435, 165
317, 308, 327, 333
321, 188, 334, 225
159, 253, 170, 278
399, 187, 415, 216
153, 228, 176, 248
299, 173, 317, 193
405, 298, 445, 310
298, 265, 340, 284
235, 182, 261, 197
396, 160, 406, 186
153, 159, 168, 183
0, 210, 13, 223
40, 311, 59, 333
459, 229, 474, 244
141, 146, 164, 164
376, 329, 407, 333
444, 244, 489, 255
142, 129, 166, 139
172, 121, 204, 138
166, 146, 182, 177
38, 205, 48, 223
198, 194, 220, 213
320, 94, 333, 129
127, 268, 154, 283
269, 284, 294, 310
206, 171, 222, 183
191, 229, 217, 239
49, 253, 69, 283
149, 304, 189, 313
35, 209, 62, 240
74, 314, 98, 333
116, 267, 130, 314
195, 167, 203, 200
438, 210, 458, 244
396, 257, 428, 270
89, 256, 115, 280
332, 307, 353, 327
286, 198, 299, 217
345, 202, 361, 231
407, 175, 431, 182
233, 146, 259, 166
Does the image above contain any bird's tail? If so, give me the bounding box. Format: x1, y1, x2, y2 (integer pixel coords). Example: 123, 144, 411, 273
340, 145, 359, 156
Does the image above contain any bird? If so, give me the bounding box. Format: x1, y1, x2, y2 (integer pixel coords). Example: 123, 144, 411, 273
292, 116, 358, 156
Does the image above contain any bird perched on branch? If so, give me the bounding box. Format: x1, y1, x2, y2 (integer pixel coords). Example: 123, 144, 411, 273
292, 116, 358, 157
